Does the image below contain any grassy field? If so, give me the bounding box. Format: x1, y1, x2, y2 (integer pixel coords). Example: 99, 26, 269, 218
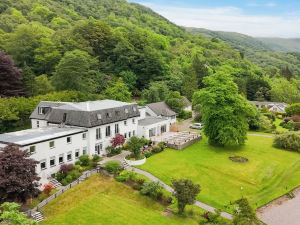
41, 175, 199, 225
139, 135, 300, 211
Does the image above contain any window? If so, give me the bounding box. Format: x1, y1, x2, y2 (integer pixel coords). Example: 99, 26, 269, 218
132, 119, 135, 124
124, 120, 127, 126
59, 154, 64, 164
95, 143, 102, 155
50, 157, 56, 167
115, 124, 119, 134
38, 107, 45, 115
106, 112, 112, 118
49, 141, 55, 149
83, 147, 87, 155
124, 133, 127, 138
29, 146, 36, 155
96, 128, 101, 140
128, 131, 131, 138
97, 114, 102, 120
75, 149, 80, 159
37, 121, 40, 128
133, 107, 137, 112
106, 126, 111, 137
133, 130, 135, 136
125, 108, 129, 113
63, 113, 67, 123
40, 160, 46, 170
149, 128, 156, 137
82, 133, 87, 140
115, 111, 120, 116
161, 125, 167, 133
67, 137, 72, 144
67, 152, 72, 161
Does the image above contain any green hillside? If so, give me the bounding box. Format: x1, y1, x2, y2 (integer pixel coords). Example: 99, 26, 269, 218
258, 37, 300, 52
186, 27, 300, 78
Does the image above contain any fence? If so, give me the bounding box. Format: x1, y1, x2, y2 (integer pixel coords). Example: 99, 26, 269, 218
26, 168, 99, 217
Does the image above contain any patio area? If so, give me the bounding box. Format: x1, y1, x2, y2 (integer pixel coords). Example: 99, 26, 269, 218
151, 131, 201, 150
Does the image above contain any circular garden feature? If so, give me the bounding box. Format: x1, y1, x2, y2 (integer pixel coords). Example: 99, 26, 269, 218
229, 156, 249, 163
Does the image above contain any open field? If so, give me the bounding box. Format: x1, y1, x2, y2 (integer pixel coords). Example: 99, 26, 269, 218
41, 175, 199, 225
139, 135, 300, 211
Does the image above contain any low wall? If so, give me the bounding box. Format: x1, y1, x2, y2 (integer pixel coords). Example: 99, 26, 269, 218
124, 157, 146, 166
166, 136, 202, 150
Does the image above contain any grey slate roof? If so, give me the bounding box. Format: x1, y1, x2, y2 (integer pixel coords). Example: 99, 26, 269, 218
146, 102, 176, 117
138, 117, 168, 126
0, 127, 86, 146
30, 100, 140, 128
250, 101, 287, 107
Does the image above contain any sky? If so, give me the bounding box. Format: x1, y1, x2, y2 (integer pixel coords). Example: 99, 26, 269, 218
129, 0, 300, 38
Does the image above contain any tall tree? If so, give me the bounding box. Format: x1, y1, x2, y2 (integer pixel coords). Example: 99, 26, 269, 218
165, 91, 185, 113
281, 66, 293, 81
193, 72, 255, 146
192, 54, 210, 88
142, 81, 170, 103
0, 51, 24, 97
232, 198, 260, 225
22, 64, 36, 96
181, 67, 198, 100
0, 145, 39, 203
104, 78, 131, 102
52, 50, 99, 93
34, 74, 54, 95
0, 202, 37, 225
172, 179, 200, 214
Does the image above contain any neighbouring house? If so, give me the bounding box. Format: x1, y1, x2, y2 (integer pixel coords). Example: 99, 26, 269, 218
145, 101, 177, 124
182, 96, 192, 111
0, 100, 172, 180
250, 101, 288, 113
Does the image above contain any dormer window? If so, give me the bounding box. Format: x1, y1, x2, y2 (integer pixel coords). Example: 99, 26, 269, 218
106, 112, 112, 118
133, 107, 136, 112
62, 113, 67, 123
125, 108, 129, 113
38, 107, 45, 115
97, 114, 102, 120
115, 111, 120, 116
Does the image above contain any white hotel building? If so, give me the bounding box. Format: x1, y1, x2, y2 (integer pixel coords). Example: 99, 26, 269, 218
0, 100, 176, 180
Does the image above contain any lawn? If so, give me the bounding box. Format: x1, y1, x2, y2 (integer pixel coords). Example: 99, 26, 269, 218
41, 175, 199, 225
138, 135, 300, 211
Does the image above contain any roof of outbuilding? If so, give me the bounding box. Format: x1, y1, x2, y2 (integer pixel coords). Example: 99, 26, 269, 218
146, 102, 176, 117
30, 100, 140, 128
0, 127, 87, 146
182, 97, 192, 107
138, 117, 168, 126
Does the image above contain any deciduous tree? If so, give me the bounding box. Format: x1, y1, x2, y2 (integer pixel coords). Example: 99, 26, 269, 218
172, 179, 200, 214
0, 145, 39, 203
104, 78, 131, 102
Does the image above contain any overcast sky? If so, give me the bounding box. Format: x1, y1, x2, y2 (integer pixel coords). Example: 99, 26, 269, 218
130, 0, 300, 38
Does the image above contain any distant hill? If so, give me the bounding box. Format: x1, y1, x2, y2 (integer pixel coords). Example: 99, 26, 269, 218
257, 38, 300, 52
186, 27, 300, 77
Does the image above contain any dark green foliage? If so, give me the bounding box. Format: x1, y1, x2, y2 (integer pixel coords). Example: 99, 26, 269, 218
78, 155, 90, 167
286, 103, 300, 116
273, 131, 300, 152
142, 81, 170, 103
104, 160, 122, 175
106, 146, 122, 157
178, 110, 192, 120
126, 136, 147, 159
115, 170, 138, 183
172, 179, 200, 214
165, 91, 185, 113
193, 73, 255, 146
232, 198, 261, 225
199, 210, 229, 225
246, 78, 271, 101
140, 181, 163, 200
104, 78, 131, 102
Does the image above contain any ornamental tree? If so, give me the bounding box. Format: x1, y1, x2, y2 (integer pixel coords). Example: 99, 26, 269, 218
232, 198, 260, 225
172, 179, 200, 214
43, 183, 54, 196
0, 145, 39, 203
111, 134, 125, 148
126, 136, 145, 159
0, 51, 24, 97
193, 72, 255, 146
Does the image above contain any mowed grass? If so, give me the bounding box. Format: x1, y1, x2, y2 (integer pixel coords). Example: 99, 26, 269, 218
139, 135, 300, 210
41, 175, 198, 225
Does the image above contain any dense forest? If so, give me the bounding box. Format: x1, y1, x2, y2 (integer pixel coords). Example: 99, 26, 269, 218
0, 0, 299, 132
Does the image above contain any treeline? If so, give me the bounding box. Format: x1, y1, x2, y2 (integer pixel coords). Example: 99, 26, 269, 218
0, 0, 299, 133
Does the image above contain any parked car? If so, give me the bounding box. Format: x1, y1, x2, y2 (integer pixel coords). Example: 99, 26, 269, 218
189, 123, 203, 130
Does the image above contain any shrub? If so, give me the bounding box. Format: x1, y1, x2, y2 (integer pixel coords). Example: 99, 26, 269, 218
258, 115, 274, 132
274, 131, 300, 152
106, 146, 122, 156
178, 110, 192, 120
262, 112, 275, 121
79, 155, 90, 166
294, 122, 300, 131
140, 181, 163, 200
59, 164, 74, 174
144, 152, 153, 158
286, 103, 300, 116
104, 161, 122, 174
115, 171, 137, 182
92, 155, 101, 162
283, 120, 295, 130
43, 183, 54, 196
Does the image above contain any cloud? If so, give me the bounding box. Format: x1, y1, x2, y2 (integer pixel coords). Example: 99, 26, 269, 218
247, 1, 277, 8
136, 3, 300, 38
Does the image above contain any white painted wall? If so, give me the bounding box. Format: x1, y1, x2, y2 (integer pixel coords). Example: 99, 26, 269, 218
31, 119, 48, 129
17, 132, 88, 180
137, 121, 170, 139
184, 105, 192, 111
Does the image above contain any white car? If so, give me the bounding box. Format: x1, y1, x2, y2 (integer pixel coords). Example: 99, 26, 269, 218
189, 123, 203, 130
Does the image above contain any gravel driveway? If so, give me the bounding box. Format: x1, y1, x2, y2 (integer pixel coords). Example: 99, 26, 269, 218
258, 188, 300, 225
